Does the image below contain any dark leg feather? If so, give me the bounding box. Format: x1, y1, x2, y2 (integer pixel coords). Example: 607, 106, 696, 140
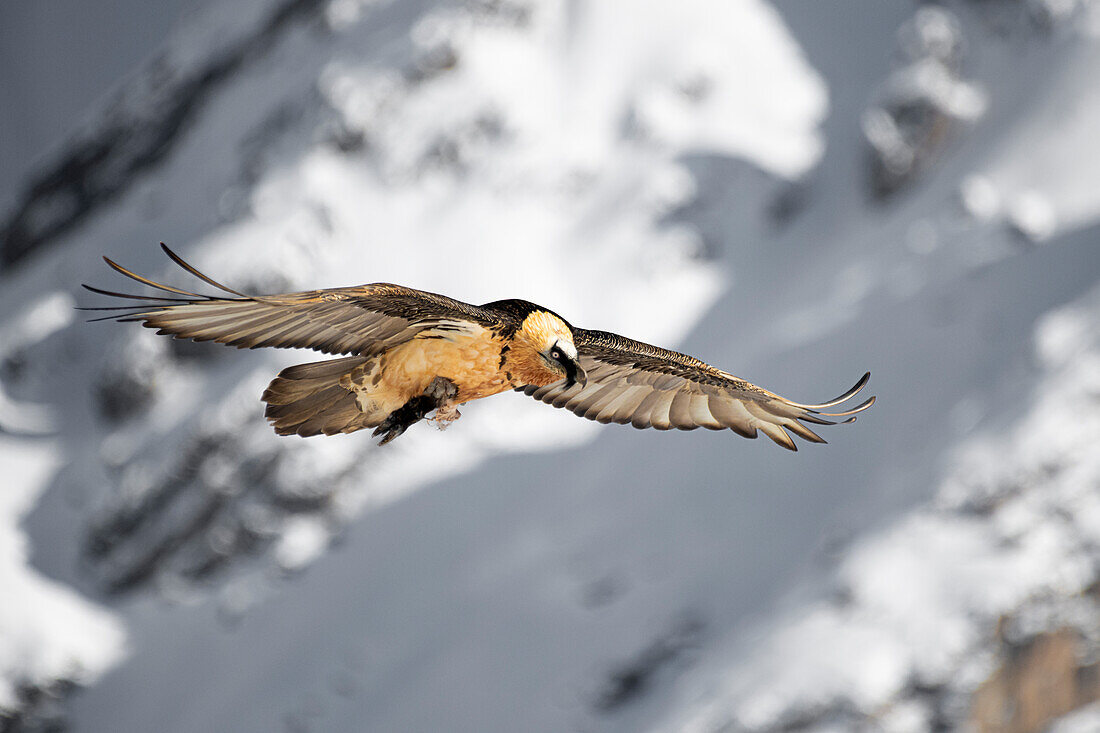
373, 377, 459, 445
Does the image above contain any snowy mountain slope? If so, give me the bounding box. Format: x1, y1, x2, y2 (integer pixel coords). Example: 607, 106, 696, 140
1, 0, 1099, 731
55, 222, 1100, 733
1, 0, 829, 728
661, 270, 1100, 732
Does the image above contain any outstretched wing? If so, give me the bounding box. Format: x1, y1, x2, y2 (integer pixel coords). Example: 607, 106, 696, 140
82, 243, 494, 356
521, 329, 874, 450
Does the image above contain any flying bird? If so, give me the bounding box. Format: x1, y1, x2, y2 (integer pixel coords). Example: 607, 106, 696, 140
82, 244, 874, 449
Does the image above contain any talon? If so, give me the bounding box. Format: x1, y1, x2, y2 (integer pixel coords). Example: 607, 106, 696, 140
428, 404, 462, 430
372, 418, 410, 446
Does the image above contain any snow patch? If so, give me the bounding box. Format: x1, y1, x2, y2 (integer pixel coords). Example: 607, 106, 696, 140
1050, 702, 1100, 733
274, 516, 331, 572
966, 39, 1100, 239
0, 437, 127, 712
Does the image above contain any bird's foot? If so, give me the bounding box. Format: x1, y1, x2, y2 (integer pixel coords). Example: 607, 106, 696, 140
425, 376, 461, 430
373, 377, 459, 445
428, 403, 462, 431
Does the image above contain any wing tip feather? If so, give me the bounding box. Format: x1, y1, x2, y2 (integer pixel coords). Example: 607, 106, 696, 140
784, 371, 872, 411
160, 242, 249, 297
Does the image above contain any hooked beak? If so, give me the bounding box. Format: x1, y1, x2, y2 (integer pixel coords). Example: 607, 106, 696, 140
563, 356, 586, 389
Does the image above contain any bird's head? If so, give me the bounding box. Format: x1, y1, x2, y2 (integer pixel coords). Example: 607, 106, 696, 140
515, 310, 586, 388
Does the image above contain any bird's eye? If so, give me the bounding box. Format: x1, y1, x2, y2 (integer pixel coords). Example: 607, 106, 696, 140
550, 349, 562, 360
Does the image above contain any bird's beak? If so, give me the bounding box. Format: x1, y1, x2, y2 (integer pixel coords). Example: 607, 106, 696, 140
563, 356, 586, 389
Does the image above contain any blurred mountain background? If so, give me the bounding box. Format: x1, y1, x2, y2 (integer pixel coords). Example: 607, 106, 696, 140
2, 1, 1099, 731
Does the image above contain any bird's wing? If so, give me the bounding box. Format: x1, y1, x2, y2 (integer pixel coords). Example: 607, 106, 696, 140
81, 244, 495, 356
520, 329, 874, 450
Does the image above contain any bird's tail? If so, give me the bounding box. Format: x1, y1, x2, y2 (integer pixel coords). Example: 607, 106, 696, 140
262, 356, 387, 437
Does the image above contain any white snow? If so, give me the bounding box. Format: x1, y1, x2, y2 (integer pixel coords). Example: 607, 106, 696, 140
966, 36, 1100, 240
0, 437, 127, 710
274, 516, 332, 572
1050, 702, 1100, 733
663, 279, 1100, 733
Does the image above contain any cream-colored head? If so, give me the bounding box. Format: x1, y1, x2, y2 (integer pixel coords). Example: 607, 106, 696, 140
519, 311, 576, 357
509, 310, 585, 388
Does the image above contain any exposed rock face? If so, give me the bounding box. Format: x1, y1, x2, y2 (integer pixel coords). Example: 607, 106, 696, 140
971, 627, 1100, 733
862, 5, 987, 199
